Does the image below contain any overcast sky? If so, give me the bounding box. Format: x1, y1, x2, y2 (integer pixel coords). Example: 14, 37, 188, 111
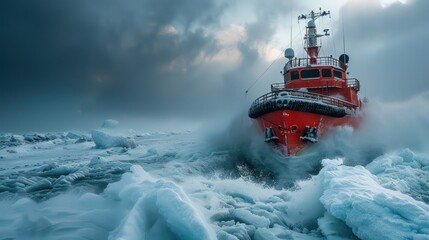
1, 0, 427, 133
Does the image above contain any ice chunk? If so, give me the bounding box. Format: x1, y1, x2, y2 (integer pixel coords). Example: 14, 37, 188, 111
66, 131, 91, 143
254, 228, 279, 240
54, 168, 89, 185
66, 131, 85, 139
6, 149, 18, 153
92, 130, 136, 149
10, 134, 25, 143
319, 158, 429, 240
23, 133, 51, 142
25, 179, 52, 192
156, 188, 214, 240
0, 192, 122, 239
0, 134, 25, 149
16, 176, 36, 186
89, 156, 108, 166
217, 223, 253, 240
366, 149, 429, 202
230, 209, 270, 228
317, 212, 357, 240
106, 165, 215, 240
37, 163, 75, 177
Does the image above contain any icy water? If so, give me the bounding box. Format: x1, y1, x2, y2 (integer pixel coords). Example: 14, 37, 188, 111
0, 97, 429, 240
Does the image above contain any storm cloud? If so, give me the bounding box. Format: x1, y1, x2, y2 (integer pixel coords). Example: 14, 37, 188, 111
338, 0, 429, 100
0, 0, 428, 132
0, 0, 299, 132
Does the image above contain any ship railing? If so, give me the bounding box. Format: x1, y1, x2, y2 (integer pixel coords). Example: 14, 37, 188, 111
271, 78, 360, 92
285, 57, 347, 70
271, 81, 341, 91
250, 90, 356, 110
271, 83, 286, 92
346, 78, 360, 91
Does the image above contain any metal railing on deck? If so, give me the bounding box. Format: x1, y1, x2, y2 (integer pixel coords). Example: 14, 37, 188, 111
271, 78, 360, 92
346, 78, 360, 91
250, 90, 357, 110
285, 57, 347, 70
270, 83, 286, 92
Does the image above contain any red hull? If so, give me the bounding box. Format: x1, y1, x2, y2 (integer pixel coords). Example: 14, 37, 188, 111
254, 110, 360, 155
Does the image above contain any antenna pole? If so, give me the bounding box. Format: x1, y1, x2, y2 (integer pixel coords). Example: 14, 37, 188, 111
298, 9, 330, 64
342, 11, 346, 56
290, 15, 293, 48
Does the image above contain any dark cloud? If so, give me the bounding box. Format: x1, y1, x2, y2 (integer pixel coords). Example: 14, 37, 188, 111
0, 0, 225, 131
1, 0, 426, 132
0, 0, 299, 132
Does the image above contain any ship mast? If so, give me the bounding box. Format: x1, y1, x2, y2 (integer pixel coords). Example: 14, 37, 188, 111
298, 9, 330, 64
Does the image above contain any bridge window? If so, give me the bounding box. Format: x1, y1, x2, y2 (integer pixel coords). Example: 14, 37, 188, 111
334, 70, 343, 79
322, 69, 332, 78
290, 71, 299, 80
301, 69, 320, 79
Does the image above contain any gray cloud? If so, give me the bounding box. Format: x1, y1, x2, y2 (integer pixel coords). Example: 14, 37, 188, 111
1, 0, 427, 132
338, 0, 429, 100
1, 0, 225, 131
0, 0, 299, 132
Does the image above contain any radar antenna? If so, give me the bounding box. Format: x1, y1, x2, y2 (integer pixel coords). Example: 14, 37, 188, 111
298, 9, 331, 64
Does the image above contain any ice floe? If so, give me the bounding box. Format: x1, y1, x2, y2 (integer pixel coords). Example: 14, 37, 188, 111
320, 157, 429, 240
0, 127, 428, 240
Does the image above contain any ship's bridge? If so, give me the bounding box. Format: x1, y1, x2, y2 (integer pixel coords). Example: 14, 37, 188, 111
281, 56, 359, 91
278, 55, 360, 106
284, 56, 347, 72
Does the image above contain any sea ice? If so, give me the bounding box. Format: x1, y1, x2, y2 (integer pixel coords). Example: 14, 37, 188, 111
230, 208, 270, 228
1, 126, 428, 240
25, 179, 52, 192
366, 148, 429, 202
319, 158, 429, 240
317, 212, 357, 240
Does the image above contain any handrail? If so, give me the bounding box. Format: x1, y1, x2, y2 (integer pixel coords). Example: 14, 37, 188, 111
271, 78, 360, 92
271, 81, 342, 91
285, 57, 347, 70
271, 83, 286, 92
346, 78, 360, 91
250, 90, 357, 110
